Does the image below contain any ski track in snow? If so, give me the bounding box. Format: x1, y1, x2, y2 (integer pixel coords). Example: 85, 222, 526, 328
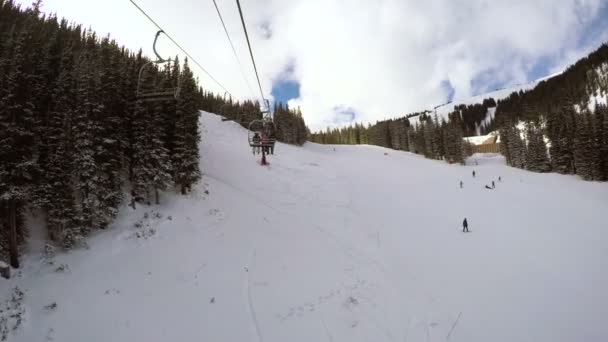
1, 111, 608, 342
247, 250, 264, 342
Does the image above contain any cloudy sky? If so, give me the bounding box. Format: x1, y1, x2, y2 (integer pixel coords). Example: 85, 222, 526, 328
17, 0, 608, 130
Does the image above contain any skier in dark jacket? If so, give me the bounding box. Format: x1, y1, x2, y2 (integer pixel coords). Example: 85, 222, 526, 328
462, 218, 469, 232
460, 180, 463, 188
472, 170, 476, 178
252, 132, 261, 154
492, 180, 495, 188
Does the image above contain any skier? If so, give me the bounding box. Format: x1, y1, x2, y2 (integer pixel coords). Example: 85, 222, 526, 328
261, 132, 269, 154
462, 218, 469, 232
498, 176, 502, 182
460, 180, 463, 188
472, 170, 476, 178
252, 132, 261, 154
492, 180, 495, 189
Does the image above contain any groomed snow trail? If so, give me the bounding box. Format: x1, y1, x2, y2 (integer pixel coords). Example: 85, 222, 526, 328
2, 111, 608, 342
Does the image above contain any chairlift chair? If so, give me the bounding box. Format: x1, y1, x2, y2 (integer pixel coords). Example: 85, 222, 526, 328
136, 30, 180, 102
248, 118, 276, 152
248, 100, 275, 149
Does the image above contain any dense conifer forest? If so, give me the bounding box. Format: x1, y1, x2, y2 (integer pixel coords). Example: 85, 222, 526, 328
0, 0, 309, 266
311, 44, 608, 181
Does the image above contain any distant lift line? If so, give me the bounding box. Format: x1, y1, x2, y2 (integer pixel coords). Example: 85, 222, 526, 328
127, 0, 233, 98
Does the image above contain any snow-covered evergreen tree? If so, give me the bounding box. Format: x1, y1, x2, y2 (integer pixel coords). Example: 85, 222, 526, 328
73, 35, 103, 238
44, 44, 79, 245
0, 24, 37, 266
524, 121, 551, 172
173, 59, 201, 194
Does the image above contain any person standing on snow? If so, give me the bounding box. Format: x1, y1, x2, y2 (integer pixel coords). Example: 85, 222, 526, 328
472, 170, 476, 178
492, 180, 495, 188
460, 180, 463, 188
462, 218, 469, 232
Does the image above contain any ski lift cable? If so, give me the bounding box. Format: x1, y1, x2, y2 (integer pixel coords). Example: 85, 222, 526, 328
128, 0, 233, 97
235, 0, 269, 113
212, 0, 257, 100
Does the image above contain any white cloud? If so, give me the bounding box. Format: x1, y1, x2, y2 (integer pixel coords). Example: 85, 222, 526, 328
20, 0, 608, 131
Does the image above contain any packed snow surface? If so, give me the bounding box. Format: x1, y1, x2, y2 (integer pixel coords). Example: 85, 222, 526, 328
2, 112, 607, 342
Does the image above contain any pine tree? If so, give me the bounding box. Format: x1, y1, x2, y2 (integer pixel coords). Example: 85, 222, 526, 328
524, 121, 551, 172
587, 111, 603, 180
173, 58, 201, 194
574, 111, 602, 180
431, 115, 443, 159
96, 38, 125, 227
498, 126, 512, 165
73, 39, 103, 239
44, 44, 78, 245
131, 98, 155, 202
423, 119, 435, 158
0, 23, 37, 266
503, 123, 526, 168
150, 99, 173, 204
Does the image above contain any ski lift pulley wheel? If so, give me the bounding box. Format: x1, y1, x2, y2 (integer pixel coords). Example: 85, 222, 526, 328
136, 30, 180, 102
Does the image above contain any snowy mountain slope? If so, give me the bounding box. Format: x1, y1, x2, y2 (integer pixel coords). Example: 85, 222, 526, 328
1, 112, 608, 342
410, 73, 561, 126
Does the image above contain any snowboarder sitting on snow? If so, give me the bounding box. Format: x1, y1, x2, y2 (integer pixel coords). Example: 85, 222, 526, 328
462, 218, 469, 232
485, 184, 493, 190
252, 132, 261, 154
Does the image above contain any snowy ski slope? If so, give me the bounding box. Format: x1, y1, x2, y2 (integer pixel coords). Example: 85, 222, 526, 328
1, 111, 607, 342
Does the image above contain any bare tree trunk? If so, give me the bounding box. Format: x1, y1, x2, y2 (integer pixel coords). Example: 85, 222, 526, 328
9, 199, 19, 269
155, 188, 159, 205
181, 184, 186, 195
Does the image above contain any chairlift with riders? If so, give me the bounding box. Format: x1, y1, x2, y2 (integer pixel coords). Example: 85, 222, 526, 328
248, 100, 276, 165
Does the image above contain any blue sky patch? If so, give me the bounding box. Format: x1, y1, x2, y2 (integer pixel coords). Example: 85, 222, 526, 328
271, 79, 300, 105
332, 105, 357, 125
271, 61, 300, 105
439, 79, 455, 103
